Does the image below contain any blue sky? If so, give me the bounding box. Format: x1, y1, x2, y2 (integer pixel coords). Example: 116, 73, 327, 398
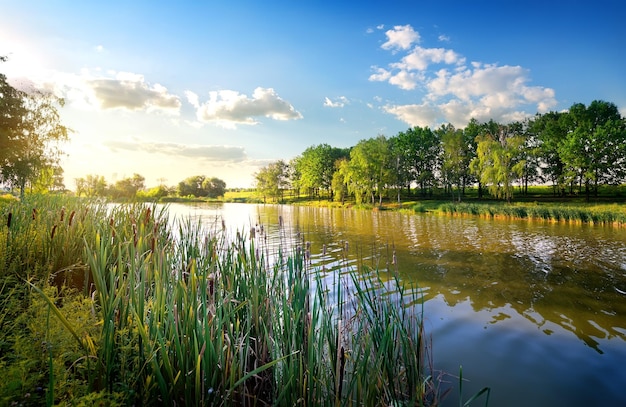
1, 0, 624, 188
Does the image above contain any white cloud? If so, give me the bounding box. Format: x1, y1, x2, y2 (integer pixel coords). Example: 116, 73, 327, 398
438, 34, 450, 42
396, 46, 465, 71
383, 103, 442, 128
95, 45, 104, 52
372, 24, 557, 127
104, 137, 248, 162
185, 90, 200, 108
87, 72, 181, 113
324, 96, 348, 108
381, 25, 420, 51
194, 87, 302, 128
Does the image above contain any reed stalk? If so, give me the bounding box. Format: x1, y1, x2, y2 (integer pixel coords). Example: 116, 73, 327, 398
1, 197, 447, 405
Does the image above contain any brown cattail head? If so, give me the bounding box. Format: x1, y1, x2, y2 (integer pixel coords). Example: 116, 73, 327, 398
51, 224, 57, 240
32, 208, 37, 220
68, 211, 76, 226
6, 212, 12, 229
60, 207, 65, 221
144, 207, 151, 225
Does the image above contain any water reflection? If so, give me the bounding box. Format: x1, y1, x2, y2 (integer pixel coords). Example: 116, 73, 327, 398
166, 202, 626, 406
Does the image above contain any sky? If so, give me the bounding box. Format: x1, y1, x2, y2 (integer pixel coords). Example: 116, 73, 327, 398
1, 0, 625, 189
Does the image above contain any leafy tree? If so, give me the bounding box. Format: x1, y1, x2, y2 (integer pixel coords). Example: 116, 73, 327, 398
0, 57, 27, 169
288, 156, 302, 198
529, 111, 569, 195
470, 122, 527, 202
558, 100, 626, 199
296, 144, 349, 198
331, 158, 349, 204
0, 71, 69, 197
439, 124, 468, 201
254, 160, 289, 203
178, 175, 206, 197
202, 177, 226, 198
392, 127, 440, 197
346, 135, 393, 205
109, 173, 145, 199
177, 175, 227, 198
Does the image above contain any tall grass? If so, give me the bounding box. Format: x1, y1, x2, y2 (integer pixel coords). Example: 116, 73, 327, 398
0, 196, 446, 405
438, 202, 626, 226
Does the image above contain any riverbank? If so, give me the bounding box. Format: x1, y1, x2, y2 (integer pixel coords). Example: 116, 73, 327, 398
220, 188, 626, 227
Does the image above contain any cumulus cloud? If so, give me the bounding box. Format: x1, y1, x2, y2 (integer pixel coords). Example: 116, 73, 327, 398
324, 96, 348, 108
381, 25, 420, 51
87, 72, 181, 113
185, 90, 200, 108
105, 137, 247, 162
6, 68, 182, 115
193, 87, 302, 128
371, 24, 557, 127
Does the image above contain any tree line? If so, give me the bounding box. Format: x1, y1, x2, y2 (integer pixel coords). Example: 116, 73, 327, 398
74, 174, 226, 200
255, 100, 626, 203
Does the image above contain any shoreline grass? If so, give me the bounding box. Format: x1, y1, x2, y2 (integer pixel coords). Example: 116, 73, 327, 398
0, 195, 453, 406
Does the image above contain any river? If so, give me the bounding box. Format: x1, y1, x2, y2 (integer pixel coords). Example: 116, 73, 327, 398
167, 202, 626, 406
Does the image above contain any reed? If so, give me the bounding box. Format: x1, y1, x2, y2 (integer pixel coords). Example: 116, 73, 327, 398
438, 201, 626, 225
1, 198, 451, 405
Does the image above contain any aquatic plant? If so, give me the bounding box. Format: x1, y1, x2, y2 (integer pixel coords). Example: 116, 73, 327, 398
0, 197, 450, 405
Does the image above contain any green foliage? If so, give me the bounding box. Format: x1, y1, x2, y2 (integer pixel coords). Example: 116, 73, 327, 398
254, 160, 289, 203
177, 175, 226, 198
470, 122, 527, 202
0, 197, 444, 405
2, 285, 99, 406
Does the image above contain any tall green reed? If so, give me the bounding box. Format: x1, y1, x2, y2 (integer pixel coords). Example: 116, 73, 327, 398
4, 199, 444, 405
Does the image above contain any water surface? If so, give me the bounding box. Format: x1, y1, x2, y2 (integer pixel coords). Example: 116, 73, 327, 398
167, 202, 626, 406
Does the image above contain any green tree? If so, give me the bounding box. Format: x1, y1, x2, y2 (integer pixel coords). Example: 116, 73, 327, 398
331, 158, 349, 204
470, 122, 527, 202
109, 173, 145, 199
529, 111, 569, 195
558, 100, 626, 199
392, 127, 440, 197
296, 144, 349, 198
254, 160, 289, 203
0, 85, 70, 198
178, 175, 206, 197
202, 177, 226, 198
439, 124, 468, 201
85, 174, 107, 197
346, 135, 393, 205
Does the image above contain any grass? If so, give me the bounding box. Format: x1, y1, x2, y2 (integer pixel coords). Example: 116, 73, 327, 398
437, 201, 626, 225
0, 195, 467, 406
221, 185, 626, 226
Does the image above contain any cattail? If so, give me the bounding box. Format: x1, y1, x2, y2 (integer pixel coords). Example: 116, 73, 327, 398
109, 218, 116, 239
68, 210, 75, 226
6, 212, 12, 228
322, 244, 326, 256
278, 215, 283, 228
60, 207, 65, 221
221, 218, 226, 231
250, 226, 256, 240
144, 207, 151, 225
50, 224, 57, 240
32, 208, 37, 220
132, 222, 138, 247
